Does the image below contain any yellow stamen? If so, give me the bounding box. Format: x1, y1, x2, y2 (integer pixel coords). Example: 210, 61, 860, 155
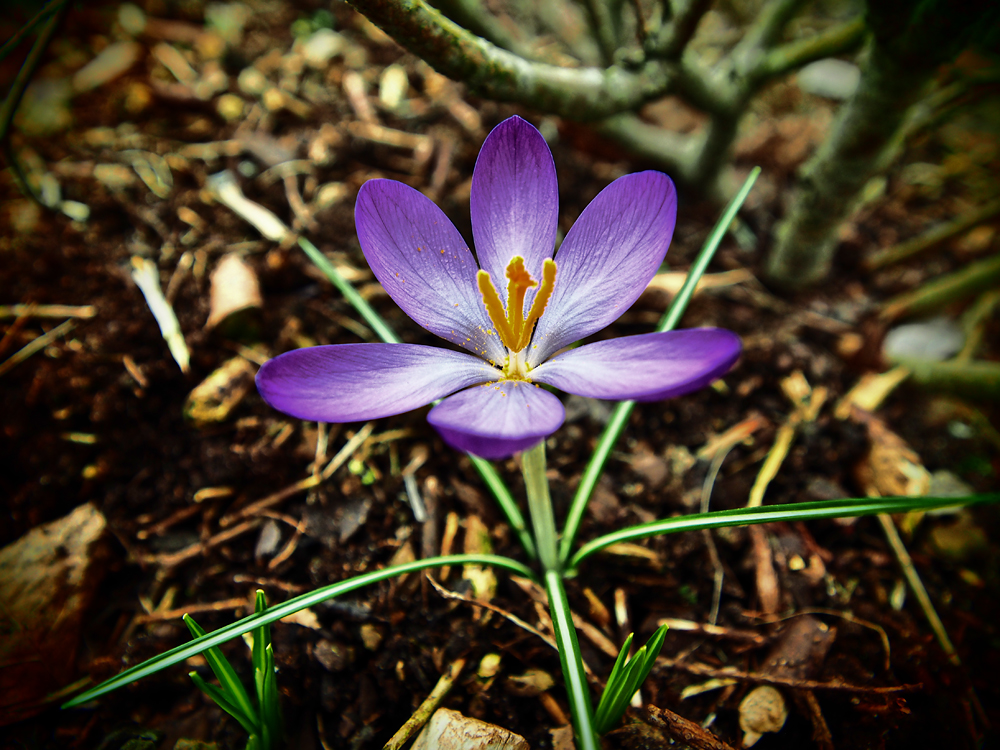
516, 258, 556, 352
477, 270, 515, 347
476, 256, 557, 355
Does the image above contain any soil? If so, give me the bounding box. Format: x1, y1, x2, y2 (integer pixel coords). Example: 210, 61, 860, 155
2, 2, 999, 750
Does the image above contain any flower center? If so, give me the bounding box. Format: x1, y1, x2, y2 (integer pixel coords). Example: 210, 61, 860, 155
477, 256, 557, 377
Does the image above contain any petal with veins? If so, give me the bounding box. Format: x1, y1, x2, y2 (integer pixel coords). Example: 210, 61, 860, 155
428, 380, 565, 460
470, 115, 558, 306
531, 330, 741, 401
528, 172, 677, 365
356, 179, 506, 364
256, 344, 497, 423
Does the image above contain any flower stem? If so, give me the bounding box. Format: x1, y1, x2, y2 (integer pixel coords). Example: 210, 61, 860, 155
521, 440, 559, 572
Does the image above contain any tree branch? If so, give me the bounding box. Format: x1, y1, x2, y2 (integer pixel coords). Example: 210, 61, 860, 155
348, 0, 677, 120
429, 0, 532, 58
753, 17, 866, 82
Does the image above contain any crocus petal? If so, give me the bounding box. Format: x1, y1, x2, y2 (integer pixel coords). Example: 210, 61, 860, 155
256, 344, 497, 423
427, 380, 565, 460
527, 172, 677, 365
470, 116, 558, 302
356, 179, 506, 364
530, 329, 741, 401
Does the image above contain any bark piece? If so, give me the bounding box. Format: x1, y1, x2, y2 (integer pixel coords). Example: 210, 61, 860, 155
0, 504, 111, 725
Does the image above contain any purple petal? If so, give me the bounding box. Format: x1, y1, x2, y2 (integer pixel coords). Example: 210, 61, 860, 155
530, 329, 741, 401
527, 172, 677, 365
256, 344, 497, 422
427, 380, 565, 459
471, 116, 558, 304
356, 179, 505, 364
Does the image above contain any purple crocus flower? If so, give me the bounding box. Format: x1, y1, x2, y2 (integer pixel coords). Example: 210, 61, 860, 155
256, 116, 740, 460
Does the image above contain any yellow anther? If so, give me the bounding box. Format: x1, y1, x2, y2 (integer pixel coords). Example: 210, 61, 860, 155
477, 256, 557, 354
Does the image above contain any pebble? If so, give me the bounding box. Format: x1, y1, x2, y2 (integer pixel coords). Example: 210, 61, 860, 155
797, 58, 861, 100
300, 28, 346, 68
883, 317, 965, 362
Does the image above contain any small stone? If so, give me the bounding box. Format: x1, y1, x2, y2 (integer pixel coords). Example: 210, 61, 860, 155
314, 639, 355, 672
412, 708, 528, 750
300, 28, 345, 68
216, 93, 246, 121
60, 200, 90, 222
379, 64, 409, 109
797, 58, 861, 100
238, 67, 269, 96
359, 623, 383, 651
739, 685, 788, 747
254, 519, 282, 557
883, 317, 965, 362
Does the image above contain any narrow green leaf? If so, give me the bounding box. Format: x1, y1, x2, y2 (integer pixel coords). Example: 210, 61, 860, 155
184, 614, 257, 725
63, 555, 534, 708
559, 168, 762, 565
189, 671, 259, 736
545, 571, 598, 750
261, 645, 283, 746
605, 633, 634, 688
252, 590, 269, 676
570, 494, 1000, 571
299, 238, 400, 344
594, 625, 668, 735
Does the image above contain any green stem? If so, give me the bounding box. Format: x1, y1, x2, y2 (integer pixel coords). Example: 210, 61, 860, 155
63, 554, 534, 708
545, 570, 598, 750
472, 454, 537, 560
558, 168, 760, 565
522, 441, 559, 572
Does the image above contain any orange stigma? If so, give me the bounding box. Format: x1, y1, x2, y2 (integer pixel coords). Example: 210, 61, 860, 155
477, 256, 556, 354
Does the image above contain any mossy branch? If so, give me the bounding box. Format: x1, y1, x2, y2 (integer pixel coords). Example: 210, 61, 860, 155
348, 0, 677, 120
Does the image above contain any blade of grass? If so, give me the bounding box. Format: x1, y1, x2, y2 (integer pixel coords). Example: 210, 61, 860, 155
559, 168, 761, 564
0, 0, 66, 66
261, 644, 283, 745
298, 238, 400, 344
545, 570, 598, 750
298, 236, 536, 558
183, 614, 257, 727
188, 672, 260, 737
568, 493, 1000, 571
63, 554, 533, 708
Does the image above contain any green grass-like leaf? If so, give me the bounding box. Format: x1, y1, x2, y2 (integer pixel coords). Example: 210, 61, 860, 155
183, 614, 257, 731
62, 555, 533, 709
188, 671, 259, 737
569, 494, 1000, 572
593, 625, 667, 735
